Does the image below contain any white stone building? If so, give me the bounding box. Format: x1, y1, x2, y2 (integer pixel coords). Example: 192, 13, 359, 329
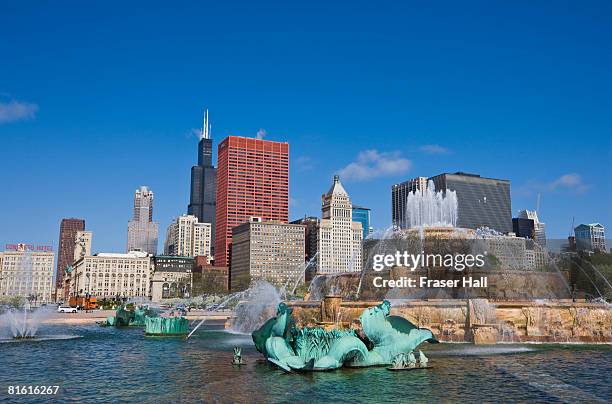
164, 215, 211, 259
0, 247, 55, 303
317, 176, 363, 274
71, 251, 151, 299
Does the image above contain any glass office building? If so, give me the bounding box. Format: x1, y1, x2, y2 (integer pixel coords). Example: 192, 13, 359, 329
352, 205, 372, 239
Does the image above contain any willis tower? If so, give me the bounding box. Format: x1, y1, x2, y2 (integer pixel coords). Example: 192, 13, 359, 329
188, 109, 217, 247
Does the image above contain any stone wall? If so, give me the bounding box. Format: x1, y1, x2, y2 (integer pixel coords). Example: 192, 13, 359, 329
287, 297, 612, 344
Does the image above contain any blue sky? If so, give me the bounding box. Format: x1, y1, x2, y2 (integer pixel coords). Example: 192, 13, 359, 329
1, 1, 610, 252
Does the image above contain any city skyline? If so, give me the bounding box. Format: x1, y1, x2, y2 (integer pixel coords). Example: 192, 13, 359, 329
1, 2, 611, 252
1, 126, 609, 254
1, 119, 610, 253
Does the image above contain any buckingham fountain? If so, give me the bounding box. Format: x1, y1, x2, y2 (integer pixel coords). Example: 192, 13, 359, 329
247, 180, 611, 363
1, 181, 609, 403
0, 195, 610, 401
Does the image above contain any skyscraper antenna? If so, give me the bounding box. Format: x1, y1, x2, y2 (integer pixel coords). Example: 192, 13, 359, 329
202, 109, 210, 139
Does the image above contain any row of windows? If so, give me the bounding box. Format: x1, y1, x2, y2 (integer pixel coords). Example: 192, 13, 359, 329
84, 269, 149, 276
0, 256, 53, 262
87, 273, 147, 277
86, 259, 148, 264
1, 276, 51, 281
0, 267, 53, 273
1, 282, 52, 287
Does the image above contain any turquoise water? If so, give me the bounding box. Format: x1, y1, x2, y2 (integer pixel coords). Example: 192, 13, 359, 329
0, 324, 610, 403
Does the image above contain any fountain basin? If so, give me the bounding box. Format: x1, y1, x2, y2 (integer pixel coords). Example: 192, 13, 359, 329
144, 316, 189, 336
288, 297, 612, 344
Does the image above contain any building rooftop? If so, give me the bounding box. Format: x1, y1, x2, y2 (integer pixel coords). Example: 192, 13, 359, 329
326, 175, 348, 196
440, 172, 510, 182
575, 223, 605, 230
95, 251, 150, 258
452, 172, 481, 177
221, 135, 289, 145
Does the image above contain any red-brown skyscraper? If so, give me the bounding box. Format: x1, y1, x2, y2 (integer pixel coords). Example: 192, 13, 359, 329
56, 218, 85, 289
214, 136, 289, 270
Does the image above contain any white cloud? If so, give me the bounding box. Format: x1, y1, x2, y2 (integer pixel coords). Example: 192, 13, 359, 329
519, 173, 591, 196
548, 173, 589, 193
190, 128, 203, 139
337, 149, 411, 182
0, 100, 38, 124
295, 156, 314, 171
419, 144, 450, 154
256, 128, 267, 139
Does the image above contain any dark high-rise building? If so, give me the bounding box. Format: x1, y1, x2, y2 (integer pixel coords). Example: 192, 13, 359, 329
290, 216, 319, 281
429, 172, 512, 233
516, 210, 546, 246
513, 217, 535, 239
215, 136, 289, 271
56, 218, 85, 289
188, 110, 217, 247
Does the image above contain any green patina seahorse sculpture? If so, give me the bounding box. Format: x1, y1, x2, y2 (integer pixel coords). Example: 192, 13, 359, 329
252, 303, 368, 371
252, 300, 437, 371
347, 300, 437, 367
102, 304, 158, 327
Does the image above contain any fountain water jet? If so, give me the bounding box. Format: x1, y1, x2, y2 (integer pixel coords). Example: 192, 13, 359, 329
0, 305, 53, 340
186, 281, 281, 339
231, 281, 281, 333
284, 252, 319, 297
405, 180, 458, 228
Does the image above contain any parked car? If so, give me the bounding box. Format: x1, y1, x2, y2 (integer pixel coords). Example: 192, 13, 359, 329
57, 306, 78, 313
